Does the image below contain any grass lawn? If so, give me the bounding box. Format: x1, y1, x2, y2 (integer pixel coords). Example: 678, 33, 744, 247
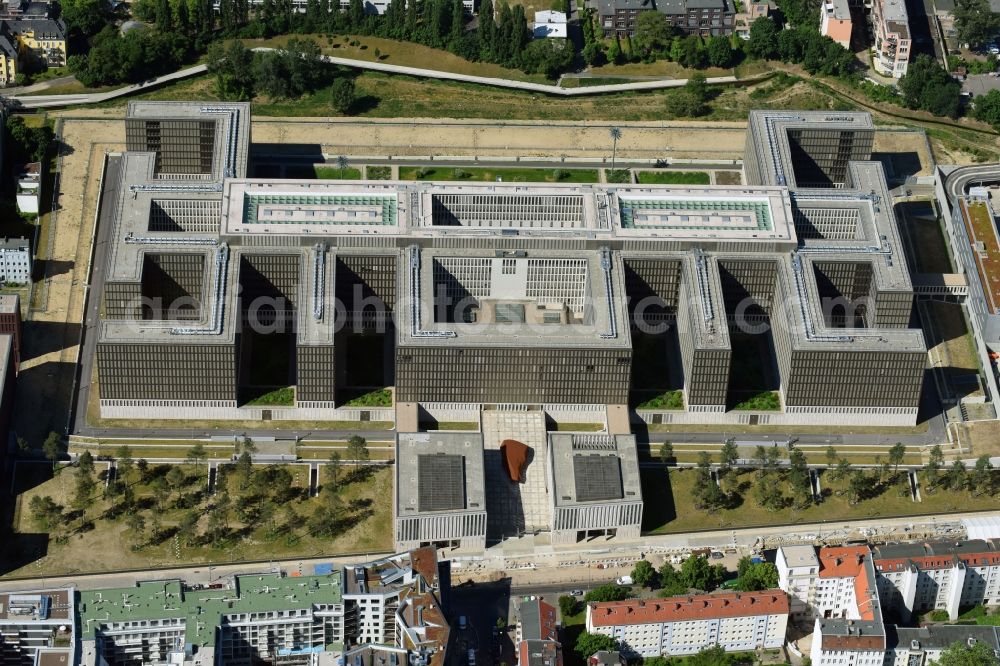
399, 166, 599, 183
314, 166, 363, 179
636, 171, 711, 185
366, 165, 391, 180
3, 462, 392, 577
634, 390, 684, 410
641, 467, 1000, 535
245, 387, 295, 406
342, 388, 393, 407
956, 606, 1000, 626
715, 170, 743, 185
731, 391, 781, 411
237, 34, 548, 83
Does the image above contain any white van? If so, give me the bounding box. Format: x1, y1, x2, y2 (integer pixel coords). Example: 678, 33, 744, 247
615, 576, 633, 585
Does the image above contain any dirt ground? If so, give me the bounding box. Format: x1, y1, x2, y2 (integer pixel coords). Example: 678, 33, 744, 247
14, 118, 125, 444
956, 420, 1000, 458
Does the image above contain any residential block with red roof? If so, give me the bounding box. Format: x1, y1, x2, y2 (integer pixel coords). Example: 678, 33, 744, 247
517, 597, 563, 666
584, 591, 789, 657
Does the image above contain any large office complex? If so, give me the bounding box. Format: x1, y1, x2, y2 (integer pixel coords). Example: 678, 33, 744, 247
93, 104, 925, 427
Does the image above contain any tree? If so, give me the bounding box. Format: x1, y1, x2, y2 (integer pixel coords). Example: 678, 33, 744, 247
207, 41, 255, 101
346, 435, 369, 468
680, 553, 719, 591
42, 432, 61, 469
150, 476, 169, 511
574, 632, 616, 658
847, 470, 868, 505
126, 512, 146, 546
934, 640, 1000, 666
558, 595, 579, 618
136, 459, 150, 483
826, 446, 838, 468
607, 36, 622, 64
72, 467, 96, 511
754, 474, 784, 511
720, 438, 738, 471
788, 448, 812, 507
899, 55, 962, 118
705, 34, 734, 67
953, 0, 1000, 47
178, 511, 200, 545
337, 155, 350, 179
833, 457, 852, 483
971, 456, 994, 496
688, 646, 729, 666
657, 563, 688, 596
736, 557, 779, 591
29, 495, 61, 530
235, 451, 254, 490
665, 74, 709, 117
186, 443, 208, 474
888, 443, 907, 478
632, 11, 674, 57
166, 465, 186, 493
584, 584, 630, 602
746, 17, 778, 60
608, 127, 622, 171
78, 450, 95, 476
659, 441, 674, 464
116, 445, 134, 482
631, 560, 656, 587
329, 78, 356, 115
16, 435, 29, 456
946, 460, 968, 491
975, 89, 1000, 129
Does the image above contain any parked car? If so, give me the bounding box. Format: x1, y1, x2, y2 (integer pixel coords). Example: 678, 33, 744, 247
570, 589, 584, 597
710, 551, 725, 560
616, 576, 633, 585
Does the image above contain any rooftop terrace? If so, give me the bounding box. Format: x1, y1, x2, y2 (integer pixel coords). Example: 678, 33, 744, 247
960, 199, 1000, 314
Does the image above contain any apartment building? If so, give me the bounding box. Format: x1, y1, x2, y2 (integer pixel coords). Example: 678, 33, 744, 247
0, 588, 74, 666
871, 0, 910, 77
874, 540, 1000, 622
585, 592, 789, 657
596, 0, 733, 37
820, 0, 852, 48
78, 549, 449, 666
885, 625, 1000, 666
0, 238, 31, 284
517, 598, 562, 666
777, 545, 874, 622
809, 550, 885, 666
0, 26, 16, 84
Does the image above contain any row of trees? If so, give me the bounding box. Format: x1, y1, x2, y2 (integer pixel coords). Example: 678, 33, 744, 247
3, 116, 53, 167
69, 26, 193, 87
28, 437, 374, 551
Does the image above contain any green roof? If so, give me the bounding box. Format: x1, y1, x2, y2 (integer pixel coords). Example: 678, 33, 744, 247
244, 193, 398, 226
619, 197, 774, 232
78, 573, 342, 647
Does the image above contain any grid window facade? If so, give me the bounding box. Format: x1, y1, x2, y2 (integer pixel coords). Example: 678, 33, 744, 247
431, 194, 585, 227
297, 344, 335, 402
336, 255, 398, 327
786, 128, 874, 188
785, 349, 924, 407
140, 253, 205, 321
525, 258, 589, 313
813, 261, 874, 328
125, 119, 217, 176
718, 259, 777, 319
395, 346, 631, 404
149, 199, 222, 233
687, 349, 731, 406
97, 342, 236, 401
792, 206, 862, 240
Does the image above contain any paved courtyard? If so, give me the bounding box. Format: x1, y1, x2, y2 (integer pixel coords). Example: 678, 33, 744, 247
481, 409, 550, 540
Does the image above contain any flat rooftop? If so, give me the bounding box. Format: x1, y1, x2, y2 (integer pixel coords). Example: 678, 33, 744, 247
780, 544, 820, 568
960, 199, 1000, 314
548, 434, 641, 508
78, 574, 342, 648
0, 589, 72, 622
396, 432, 486, 517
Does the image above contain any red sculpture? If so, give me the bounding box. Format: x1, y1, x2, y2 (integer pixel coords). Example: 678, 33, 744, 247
501, 439, 529, 482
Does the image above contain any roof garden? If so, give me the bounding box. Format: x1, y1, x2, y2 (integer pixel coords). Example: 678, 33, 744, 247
618, 196, 774, 232
243, 193, 398, 227
79, 573, 343, 648
961, 199, 1000, 314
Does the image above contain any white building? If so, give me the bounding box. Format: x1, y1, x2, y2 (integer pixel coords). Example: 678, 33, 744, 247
819, 0, 852, 48
394, 432, 487, 552
532, 10, 567, 38
14, 161, 40, 215
585, 591, 789, 658
873, 540, 1000, 622
0, 589, 75, 666
777, 545, 872, 623
871, 0, 911, 77
0, 238, 31, 284
808, 551, 885, 666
